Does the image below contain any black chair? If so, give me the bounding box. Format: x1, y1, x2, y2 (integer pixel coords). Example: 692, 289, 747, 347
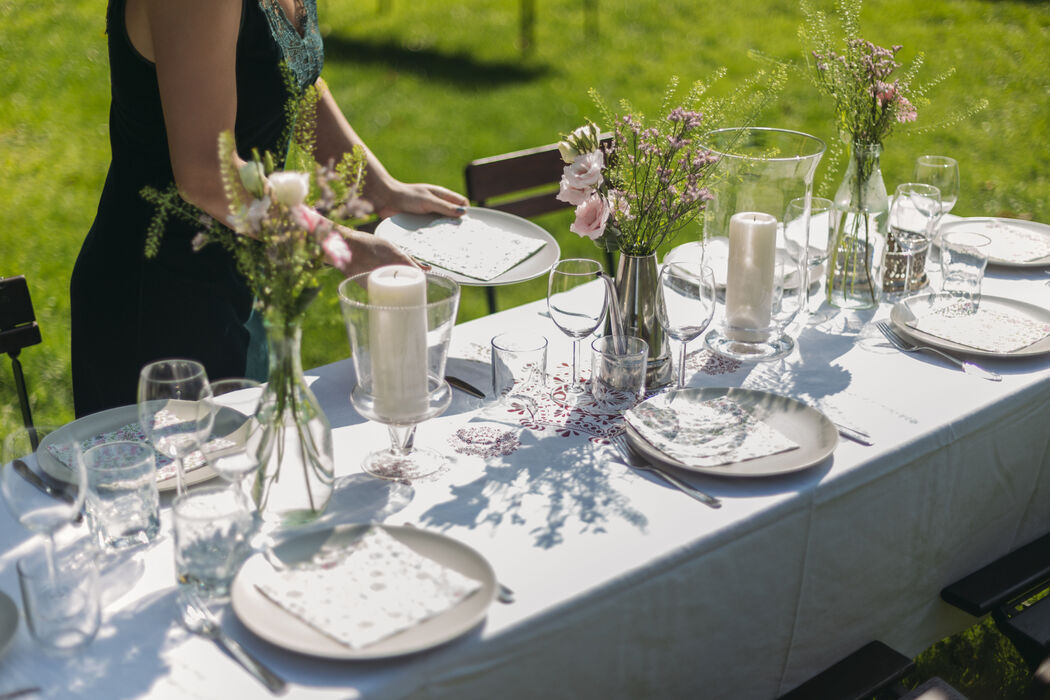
0, 275, 42, 438
464, 138, 615, 314
941, 531, 1050, 674
777, 641, 915, 700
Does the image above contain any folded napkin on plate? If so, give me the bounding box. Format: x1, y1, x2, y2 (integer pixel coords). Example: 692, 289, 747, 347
255, 527, 482, 649
46, 408, 219, 481
626, 395, 798, 468
383, 215, 546, 281
906, 302, 1050, 353
979, 221, 1050, 263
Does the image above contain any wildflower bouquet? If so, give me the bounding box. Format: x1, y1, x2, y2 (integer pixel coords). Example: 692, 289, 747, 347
557, 73, 783, 257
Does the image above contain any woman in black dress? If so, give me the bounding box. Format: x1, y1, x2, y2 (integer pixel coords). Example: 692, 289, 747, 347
71, 0, 467, 417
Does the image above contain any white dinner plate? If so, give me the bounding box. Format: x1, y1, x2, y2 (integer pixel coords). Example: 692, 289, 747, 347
375, 207, 560, 286
0, 591, 17, 659
37, 404, 218, 493
889, 293, 1050, 359
938, 217, 1050, 268
624, 387, 837, 478
665, 239, 823, 290
231, 524, 497, 660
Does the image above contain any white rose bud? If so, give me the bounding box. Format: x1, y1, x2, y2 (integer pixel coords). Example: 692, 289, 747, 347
238, 161, 268, 198
558, 140, 577, 164
268, 171, 311, 207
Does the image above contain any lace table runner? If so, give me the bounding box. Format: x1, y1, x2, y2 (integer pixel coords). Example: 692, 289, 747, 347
382, 215, 546, 281
626, 396, 798, 468
255, 527, 482, 649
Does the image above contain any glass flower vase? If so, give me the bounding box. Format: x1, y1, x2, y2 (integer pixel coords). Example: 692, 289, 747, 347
826, 141, 888, 309
251, 315, 334, 527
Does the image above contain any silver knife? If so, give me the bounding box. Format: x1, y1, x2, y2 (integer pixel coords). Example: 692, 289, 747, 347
13, 459, 74, 505
446, 375, 486, 399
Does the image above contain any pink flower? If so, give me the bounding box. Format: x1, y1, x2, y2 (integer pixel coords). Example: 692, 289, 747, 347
291, 204, 325, 233
556, 175, 591, 206
570, 194, 611, 240
563, 151, 604, 190
320, 231, 353, 274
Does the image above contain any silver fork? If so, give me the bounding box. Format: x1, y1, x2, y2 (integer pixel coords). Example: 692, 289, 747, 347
874, 320, 1002, 382
610, 434, 722, 509
178, 590, 287, 695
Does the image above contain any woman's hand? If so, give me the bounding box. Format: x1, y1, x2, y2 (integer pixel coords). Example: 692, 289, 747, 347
337, 224, 426, 275
367, 181, 470, 220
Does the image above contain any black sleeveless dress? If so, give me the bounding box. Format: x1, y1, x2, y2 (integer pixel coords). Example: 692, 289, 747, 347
71, 0, 323, 417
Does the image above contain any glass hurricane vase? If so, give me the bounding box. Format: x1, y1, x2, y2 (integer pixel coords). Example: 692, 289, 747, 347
251, 314, 334, 527
338, 270, 461, 481
826, 141, 888, 309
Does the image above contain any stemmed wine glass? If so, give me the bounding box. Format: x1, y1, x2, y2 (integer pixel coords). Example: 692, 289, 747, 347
137, 359, 214, 496
1, 425, 88, 578
202, 378, 263, 503
656, 263, 717, 390
889, 183, 941, 296
913, 155, 960, 258
547, 258, 608, 408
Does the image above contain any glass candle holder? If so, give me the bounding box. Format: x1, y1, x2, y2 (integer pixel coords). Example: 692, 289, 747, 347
339, 269, 461, 481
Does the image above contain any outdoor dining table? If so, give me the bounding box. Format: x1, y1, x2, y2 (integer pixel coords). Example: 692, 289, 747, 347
0, 262, 1049, 699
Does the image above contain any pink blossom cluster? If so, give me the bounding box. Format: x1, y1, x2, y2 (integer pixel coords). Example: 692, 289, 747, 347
554, 109, 717, 254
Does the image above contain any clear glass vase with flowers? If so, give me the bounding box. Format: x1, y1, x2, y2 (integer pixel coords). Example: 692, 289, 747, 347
142, 82, 369, 526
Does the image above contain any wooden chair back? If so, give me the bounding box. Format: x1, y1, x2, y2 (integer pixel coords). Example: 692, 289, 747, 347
464, 139, 614, 313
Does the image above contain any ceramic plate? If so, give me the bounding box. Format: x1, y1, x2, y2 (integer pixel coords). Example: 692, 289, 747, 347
890, 293, 1050, 358
665, 239, 823, 291
375, 207, 560, 286
231, 524, 497, 660
938, 217, 1050, 268
37, 404, 218, 493
624, 387, 837, 478
0, 591, 17, 659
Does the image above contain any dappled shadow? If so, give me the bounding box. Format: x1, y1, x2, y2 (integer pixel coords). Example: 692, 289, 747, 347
321, 34, 552, 87
418, 427, 648, 548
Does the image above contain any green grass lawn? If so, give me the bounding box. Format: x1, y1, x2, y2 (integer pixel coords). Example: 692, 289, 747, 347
1, 0, 1048, 693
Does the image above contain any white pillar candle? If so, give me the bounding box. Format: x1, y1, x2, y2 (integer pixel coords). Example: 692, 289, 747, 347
367, 265, 429, 423
724, 212, 778, 342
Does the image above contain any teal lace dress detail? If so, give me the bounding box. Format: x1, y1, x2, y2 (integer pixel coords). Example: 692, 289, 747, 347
259, 0, 324, 91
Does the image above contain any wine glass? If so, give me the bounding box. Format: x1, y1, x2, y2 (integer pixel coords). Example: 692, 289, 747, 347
656, 263, 717, 389
547, 258, 608, 407
1, 425, 88, 578
889, 183, 941, 296
202, 378, 263, 503
913, 155, 959, 258
137, 359, 214, 496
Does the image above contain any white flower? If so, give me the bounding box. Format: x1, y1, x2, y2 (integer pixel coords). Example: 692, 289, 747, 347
564, 151, 604, 190
245, 196, 271, 233
558, 140, 578, 164
268, 171, 311, 207
238, 161, 268, 198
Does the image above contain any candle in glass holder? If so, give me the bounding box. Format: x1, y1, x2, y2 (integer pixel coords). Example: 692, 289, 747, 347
725, 212, 777, 342
367, 265, 429, 422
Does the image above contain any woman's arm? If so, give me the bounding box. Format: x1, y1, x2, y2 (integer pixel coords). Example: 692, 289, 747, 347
137, 0, 419, 270
144, 0, 246, 222
313, 86, 469, 219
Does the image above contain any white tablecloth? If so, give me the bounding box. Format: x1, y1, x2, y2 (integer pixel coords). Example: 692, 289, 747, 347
1, 265, 1049, 699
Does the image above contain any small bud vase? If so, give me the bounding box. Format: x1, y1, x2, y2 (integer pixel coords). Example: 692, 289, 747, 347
251, 314, 334, 527
826, 141, 888, 309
